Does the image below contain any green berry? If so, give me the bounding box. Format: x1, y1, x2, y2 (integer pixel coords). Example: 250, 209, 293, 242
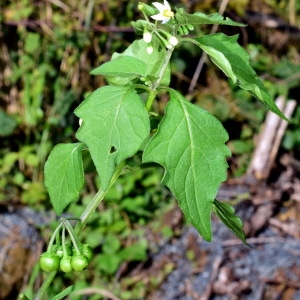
39, 253, 60, 273
71, 255, 89, 272
60, 256, 72, 273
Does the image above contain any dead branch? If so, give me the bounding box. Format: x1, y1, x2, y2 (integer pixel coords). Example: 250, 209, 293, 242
247, 97, 297, 181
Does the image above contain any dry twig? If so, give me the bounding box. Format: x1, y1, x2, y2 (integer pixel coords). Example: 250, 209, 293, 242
200, 256, 223, 300
247, 97, 297, 181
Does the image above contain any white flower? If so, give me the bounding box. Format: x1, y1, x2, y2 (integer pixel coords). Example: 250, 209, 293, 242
143, 31, 152, 43
79, 118, 83, 127
151, 0, 174, 24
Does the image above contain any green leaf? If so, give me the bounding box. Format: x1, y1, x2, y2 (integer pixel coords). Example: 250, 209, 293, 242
175, 8, 246, 27
112, 35, 171, 86
75, 86, 150, 190
50, 286, 74, 300
118, 241, 147, 261
131, 20, 149, 35
97, 253, 121, 274
143, 89, 230, 241
44, 143, 85, 215
194, 33, 287, 120
102, 235, 121, 254
213, 199, 247, 244
91, 56, 147, 79
25, 32, 40, 53
0, 109, 18, 137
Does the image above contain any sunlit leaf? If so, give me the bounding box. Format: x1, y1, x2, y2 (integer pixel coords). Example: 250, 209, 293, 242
91, 56, 147, 78
112, 35, 171, 86
75, 86, 150, 190
175, 8, 246, 27
194, 33, 287, 120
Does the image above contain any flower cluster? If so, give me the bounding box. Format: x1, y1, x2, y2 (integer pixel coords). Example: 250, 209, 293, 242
140, 0, 178, 53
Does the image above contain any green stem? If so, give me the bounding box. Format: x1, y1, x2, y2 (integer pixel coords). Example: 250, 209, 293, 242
154, 47, 174, 90
74, 161, 126, 235
18, 293, 30, 300
145, 46, 175, 111
145, 91, 157, 112
62, 226, 68, 257
64, 220, 81, 254
47, 221, 64, 252
33, 271, 57, 300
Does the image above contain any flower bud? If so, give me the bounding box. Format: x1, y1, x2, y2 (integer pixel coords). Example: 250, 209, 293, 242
160, 31, 178, 47
137, 2, 143, 11
147, 45, 154, 54
143, 31, 152, 43
168, 36, 178, 46
159, 36, 172, 49
177, 26, 184, 35
138, 2, 158, 16
186, 24, 195, 31
179, 25, 189, 35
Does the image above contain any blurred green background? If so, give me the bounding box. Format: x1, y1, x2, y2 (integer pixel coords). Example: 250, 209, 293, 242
0, 0, 300, 298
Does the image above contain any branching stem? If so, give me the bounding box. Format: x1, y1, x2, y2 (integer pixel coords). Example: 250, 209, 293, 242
146, 46, 175, 111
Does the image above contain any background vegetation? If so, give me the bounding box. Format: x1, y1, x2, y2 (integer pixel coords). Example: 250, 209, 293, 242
0, 0, 300, 298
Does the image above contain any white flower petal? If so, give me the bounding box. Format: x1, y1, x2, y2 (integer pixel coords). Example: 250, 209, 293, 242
163, 0, 171, 10
161, 18, 170, 24
152, 2, 166, 10
151, 14, 167, 21
151, 1, 173, 24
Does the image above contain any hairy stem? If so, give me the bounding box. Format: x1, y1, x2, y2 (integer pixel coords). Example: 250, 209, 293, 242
145, 46, 175, 110
154, 46, 174, 90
